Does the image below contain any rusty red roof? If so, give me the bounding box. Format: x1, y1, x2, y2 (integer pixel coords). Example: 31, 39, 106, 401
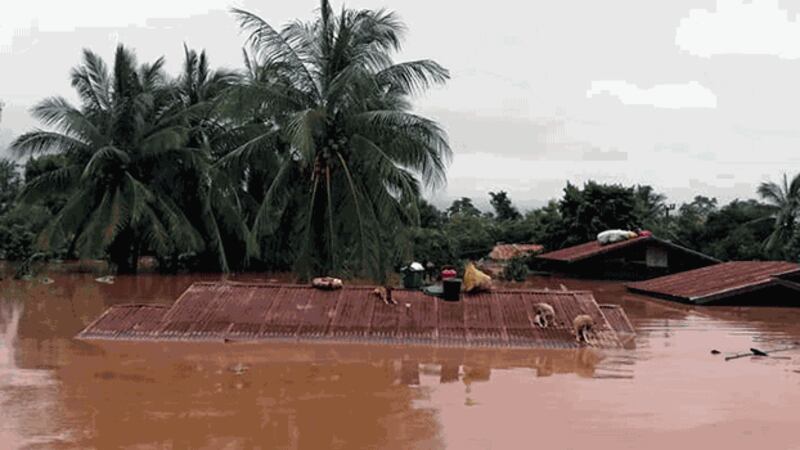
626, 261, 800, 304
79, 304, 171, 340
536, 235, 718, 264
77, 282, 634, 349
599, 304, 635, 335
489, 243, 544, 261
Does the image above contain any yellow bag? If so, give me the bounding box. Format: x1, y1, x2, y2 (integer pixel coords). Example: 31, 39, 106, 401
463, 262, 492, 293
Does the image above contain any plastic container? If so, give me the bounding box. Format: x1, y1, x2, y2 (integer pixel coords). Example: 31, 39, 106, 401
442, 278, 462, 301
402, 270, 424, 289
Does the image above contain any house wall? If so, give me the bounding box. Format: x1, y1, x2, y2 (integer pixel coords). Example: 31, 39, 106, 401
703, 285, 800, 307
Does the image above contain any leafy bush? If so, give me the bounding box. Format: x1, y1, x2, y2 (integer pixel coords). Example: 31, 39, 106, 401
502, 255, 529, 282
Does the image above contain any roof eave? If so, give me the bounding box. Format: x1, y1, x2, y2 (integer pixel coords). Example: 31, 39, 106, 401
690, 278, 800, 305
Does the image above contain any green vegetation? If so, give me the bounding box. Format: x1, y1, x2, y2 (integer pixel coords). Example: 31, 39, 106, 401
502, 255, 530, 282
2, 1, 450, 279
1, 2, 798, 279
407, 182, 800, 269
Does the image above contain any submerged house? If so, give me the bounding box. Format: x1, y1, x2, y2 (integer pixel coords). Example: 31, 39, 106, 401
626, 261, 800, 306
535, 235, 719, 280
480, 243, 544, 276
488, 243, 544, 261
78, 281, 634, 349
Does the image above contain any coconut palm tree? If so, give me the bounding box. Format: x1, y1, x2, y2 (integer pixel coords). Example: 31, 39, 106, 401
11, 45, 203, 272
162, 45, 252, 272
757, 173, 800, 254
225, 1, 451, 280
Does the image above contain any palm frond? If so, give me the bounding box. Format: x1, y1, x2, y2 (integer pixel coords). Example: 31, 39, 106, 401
377, 60, 449, 95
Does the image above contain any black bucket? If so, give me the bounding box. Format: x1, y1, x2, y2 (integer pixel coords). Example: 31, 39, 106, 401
442, 278, 462, 302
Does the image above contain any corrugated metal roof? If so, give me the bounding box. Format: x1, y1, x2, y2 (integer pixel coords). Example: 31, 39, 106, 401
79, 304, 171, 340
77, 282, 634, 349
599, 304, 635, 335
626, 261, 800, 304
537, 236, 652, 262
536, 235, 718, 264
489, 243, 544, 261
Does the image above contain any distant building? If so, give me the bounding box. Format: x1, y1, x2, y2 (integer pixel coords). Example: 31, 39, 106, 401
488, 243, 544, 261
627, 261, 800, 306
535, 235, 718, 280
480, 243, 543, 276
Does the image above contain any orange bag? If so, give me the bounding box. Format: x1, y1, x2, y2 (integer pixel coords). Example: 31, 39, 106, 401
463, 262, 492, 293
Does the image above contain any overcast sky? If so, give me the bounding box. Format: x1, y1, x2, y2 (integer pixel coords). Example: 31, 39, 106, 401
2, 0, 800, 210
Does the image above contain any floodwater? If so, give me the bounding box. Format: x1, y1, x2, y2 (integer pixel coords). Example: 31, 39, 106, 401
2, 272, 800, 449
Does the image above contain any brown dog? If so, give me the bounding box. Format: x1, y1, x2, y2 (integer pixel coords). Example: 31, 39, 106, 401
573, 315, 595, 344
533, 303, 555, 328
371, 286, 396, 305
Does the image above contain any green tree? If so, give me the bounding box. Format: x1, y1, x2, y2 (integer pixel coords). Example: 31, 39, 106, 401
672, 195, 718, 249
418, 199, 445, 228
633, 185, 669, 231
757, 173, 800, 254
11, 45, 204, 272
158, 45, 251, 272
489, 190, 521, 221
701, 200, 773, 260
0, 158, 54, 261
226, 1, 451, 280
556, 181, 639, 247
444, 214, 495, 260
0, 158, 20, 216
447, 197, 481, 218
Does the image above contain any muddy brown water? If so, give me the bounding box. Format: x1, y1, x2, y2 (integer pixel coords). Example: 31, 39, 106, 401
2, 273, 800, 449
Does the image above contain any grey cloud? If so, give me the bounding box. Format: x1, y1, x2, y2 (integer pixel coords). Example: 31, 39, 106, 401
2, 0, 799, 208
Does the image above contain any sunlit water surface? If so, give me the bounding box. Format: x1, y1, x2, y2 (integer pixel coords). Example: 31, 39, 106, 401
1, 272, 799, 449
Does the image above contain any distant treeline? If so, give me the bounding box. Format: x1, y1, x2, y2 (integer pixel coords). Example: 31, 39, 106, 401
409, 180, 795, 268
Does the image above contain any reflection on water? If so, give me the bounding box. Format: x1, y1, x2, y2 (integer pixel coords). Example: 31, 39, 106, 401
0, 301, 22, 368
1, 273, 800, 449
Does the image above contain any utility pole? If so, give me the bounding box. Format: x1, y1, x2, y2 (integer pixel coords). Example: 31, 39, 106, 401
664, 203, 676, 220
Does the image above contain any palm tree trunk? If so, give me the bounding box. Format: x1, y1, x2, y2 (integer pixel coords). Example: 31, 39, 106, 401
108, 228, 137, 274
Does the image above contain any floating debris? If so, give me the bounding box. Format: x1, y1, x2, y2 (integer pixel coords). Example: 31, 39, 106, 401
228, 363, 249, 375
95, 275, 115, 284
725, 343, 800, 361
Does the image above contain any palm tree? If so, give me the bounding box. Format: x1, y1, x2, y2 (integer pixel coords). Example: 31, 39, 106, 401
757, 173, 800, 254
12, 45, 203, 272
162, 45, 252, 272
226, 1, 451, 280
